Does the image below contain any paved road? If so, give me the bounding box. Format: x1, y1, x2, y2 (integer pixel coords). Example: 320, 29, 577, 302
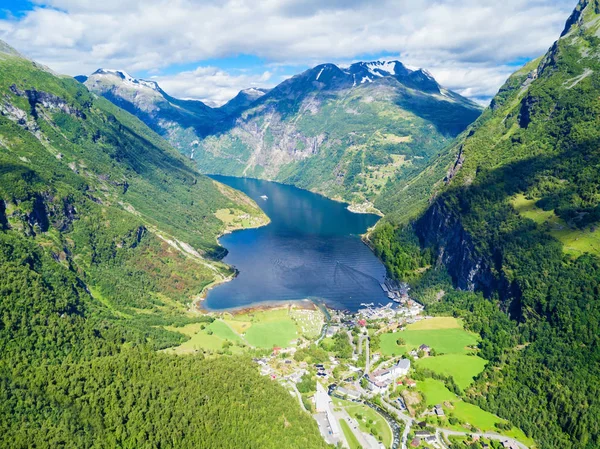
439, 429, 528, 449
380, 399, 412, 449
335, 409, 375, 449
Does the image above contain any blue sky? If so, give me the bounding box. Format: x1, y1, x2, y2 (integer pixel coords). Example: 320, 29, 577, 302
0, 0, 576, 106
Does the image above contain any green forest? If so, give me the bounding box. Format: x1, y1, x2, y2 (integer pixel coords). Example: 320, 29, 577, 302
0, 46, 327, 448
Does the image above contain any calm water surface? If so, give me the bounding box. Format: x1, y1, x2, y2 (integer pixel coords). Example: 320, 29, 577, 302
204, 176, 390, 311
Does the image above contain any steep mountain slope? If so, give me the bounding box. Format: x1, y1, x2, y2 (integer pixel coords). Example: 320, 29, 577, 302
219, 87, 269, 116
84, 69, 226, 155
197, 61, 482, 204
372, 1, 600, 447
0, 41, 326, 448
85, 61, 482, 207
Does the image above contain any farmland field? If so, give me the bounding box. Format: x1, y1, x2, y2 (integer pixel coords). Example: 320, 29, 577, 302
405, 317, 462, 331
416, 354, 487, 390
418, 378, 457, 406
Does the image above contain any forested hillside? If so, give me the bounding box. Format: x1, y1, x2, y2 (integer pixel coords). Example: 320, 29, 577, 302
0, 42, 327, 448
371, 1, 600, 447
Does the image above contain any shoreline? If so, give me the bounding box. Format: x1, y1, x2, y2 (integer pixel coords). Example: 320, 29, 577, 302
198, 297, 323, 316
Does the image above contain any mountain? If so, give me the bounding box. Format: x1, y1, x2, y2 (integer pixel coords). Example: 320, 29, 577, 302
86, 61, 482, 208
0, 41, 326, 448
372, 1, 600, 447
197, 60, 482, 205
219, 87, 269, 116
83, 69, 226, 156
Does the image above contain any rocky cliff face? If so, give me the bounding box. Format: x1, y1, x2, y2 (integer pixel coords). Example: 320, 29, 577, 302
415, 199, 496, 296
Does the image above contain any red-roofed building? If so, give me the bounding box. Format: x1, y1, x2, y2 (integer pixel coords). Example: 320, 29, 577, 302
358, 319, 366, 327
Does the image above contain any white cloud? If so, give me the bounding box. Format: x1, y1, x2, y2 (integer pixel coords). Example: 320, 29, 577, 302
0, 0, 577, 104
153, 67, 273, 106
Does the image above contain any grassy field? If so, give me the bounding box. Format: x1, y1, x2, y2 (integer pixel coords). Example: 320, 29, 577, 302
245, 320, 298, 348
447, 401, 534, 447
380, 326, 479, 357
416, 354, 487, 390
406, 317, 462, 331
512, 194, 600, 257
165, 307, 313, 352
339, 419, 361, 449
451, 401, 503, 430
380, 332, 407, 357
209, 320, 242, 342
418, 378, 457, 406
403, 328, 478, 355
214, 207, 269, 232
334, 398, 392, 448
164, 322, 244, 354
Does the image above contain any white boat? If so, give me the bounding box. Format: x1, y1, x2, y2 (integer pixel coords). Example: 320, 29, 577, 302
260, 195, 268, 200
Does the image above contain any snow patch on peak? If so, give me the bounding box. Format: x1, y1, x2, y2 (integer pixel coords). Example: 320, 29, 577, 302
361, 76, 372, 84
366, 61, 397, 76
92, 69, 160, 92
316, 67, 325, 81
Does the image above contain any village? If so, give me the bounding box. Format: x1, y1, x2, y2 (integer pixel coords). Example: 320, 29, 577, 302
247, 285, 533, 449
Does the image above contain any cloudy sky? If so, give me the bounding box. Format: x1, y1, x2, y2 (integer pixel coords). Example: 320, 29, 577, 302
0, 0, 576, 106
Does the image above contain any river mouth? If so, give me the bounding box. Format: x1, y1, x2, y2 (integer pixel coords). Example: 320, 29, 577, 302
204, 175, 390, 312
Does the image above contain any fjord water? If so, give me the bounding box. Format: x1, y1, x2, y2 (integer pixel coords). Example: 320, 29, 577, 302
205, 176, 390, 311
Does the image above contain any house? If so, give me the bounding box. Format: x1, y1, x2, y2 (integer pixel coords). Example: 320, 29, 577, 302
410, 438, 421, 448
405, 379, 417, 387
358, 319, 367, 327
419, 344, 431, 354
434, 404, 445, 416
502, 441, 519, 449
390, 358, 410, 377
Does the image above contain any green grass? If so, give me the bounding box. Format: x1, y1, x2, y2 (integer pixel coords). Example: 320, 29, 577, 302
208, 320, 242, 342
244, 320, 298, 349
165, 320, 244, 354
380, 332, 407, 357
512, 194, 600, 257
418, 378, 457, 406
335, 398, 392, 448
416, 354, 487, 390
406, 317, 462, 330
339, 419, 361, 449
403, 328, 479, 354
379, 325, 479, 357
450, 401, 503, 431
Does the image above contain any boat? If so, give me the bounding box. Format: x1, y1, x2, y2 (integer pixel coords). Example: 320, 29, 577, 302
260, 195, 268, 200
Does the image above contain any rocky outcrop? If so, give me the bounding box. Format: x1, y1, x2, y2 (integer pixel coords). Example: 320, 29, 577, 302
0, 200, 8, 229
561, 0, 600, 37
9, 85, 86, 119
415, 199, 497, 296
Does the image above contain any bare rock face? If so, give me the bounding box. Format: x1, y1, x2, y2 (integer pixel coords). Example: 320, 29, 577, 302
10, 84, 86, 119
415, 199, 497, 297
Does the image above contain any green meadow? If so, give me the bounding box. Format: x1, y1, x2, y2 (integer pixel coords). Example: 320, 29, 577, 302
166, 306, 315, 353
418, 378, 457, 406
512, 194, 600, 257
416, 354, 487, 390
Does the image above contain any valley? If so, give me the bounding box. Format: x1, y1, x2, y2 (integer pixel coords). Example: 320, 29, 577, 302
1, 1, 600, 448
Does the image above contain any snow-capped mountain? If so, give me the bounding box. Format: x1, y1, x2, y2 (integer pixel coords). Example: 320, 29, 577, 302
83, 68, 224, 156
85, 60, 482, 203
